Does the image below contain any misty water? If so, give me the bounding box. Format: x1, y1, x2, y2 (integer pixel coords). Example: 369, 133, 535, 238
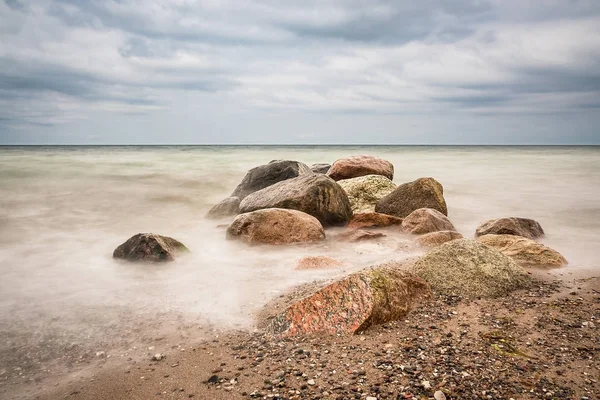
1, 145, 599, 365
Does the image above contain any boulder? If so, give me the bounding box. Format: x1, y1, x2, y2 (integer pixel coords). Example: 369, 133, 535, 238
376, 177, 447, 218
239, 174, 352, 227
478, 234, 567, 267
348, 212, 403, 229
295, 256, 344, 270
475, 217, 545, 239
401, 208, 456, 234
226, 208, 325, 245
205, 196, 240, 219
310, 163, 331, 174
415, 231, 464, 247
412, 239, 530, 298
337, 175, 397, 213
268, 267, 430, 335
337, 229, 386, 242
113, 233, 189, 262
231, 160, 312, 200
327, 155, 394, 181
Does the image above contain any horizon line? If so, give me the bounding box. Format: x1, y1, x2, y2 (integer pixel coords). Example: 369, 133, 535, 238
1, 143, 599, 147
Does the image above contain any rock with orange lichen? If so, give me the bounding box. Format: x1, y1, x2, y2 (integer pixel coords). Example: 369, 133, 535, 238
268, 267, 430, 336
347, 212, 403, 229
295, 256, 345, 270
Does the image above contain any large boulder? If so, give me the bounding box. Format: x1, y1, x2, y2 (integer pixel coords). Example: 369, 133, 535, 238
337, 175, 397, 213
416, 231, 464, 248
205, 196, 240, 219
475, 217, 545, 239
113, 233, 189, 262
268, 267, 430, 336
478, 234, 567, 268
226, 208, 325, 245
231, 160, 312, 200
327, 156, 394, 181
239, 174, 352, 227
412, 239, 530, 298
310, 163, 331, 174
375, 177, 447, 218
348, 212, 403, 229
401, 208, 456, 234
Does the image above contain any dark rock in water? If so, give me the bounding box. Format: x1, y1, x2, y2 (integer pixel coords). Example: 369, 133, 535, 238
226, 208, 325, 245
327, 155, 394, 181
239, 174, 352, 227
401, 208, 456, 234
113, 233, 188, 262
475, 217, 545, 239
375, 177, 447, 218
310, 163, 331, 174
205, 196, 240, 219
347, 212, 403, 229
231, 160, 312, 200
412, 239, 530, 298
268, 267, 430, 336
337, 229, 386, 242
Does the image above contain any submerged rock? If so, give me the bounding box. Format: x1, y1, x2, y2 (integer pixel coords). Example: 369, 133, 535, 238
478, 234, 567, 267
295, 256, 344, 270
415, 231, 464, 247
376, 177, 447, 218
113, 233, 189, 262
347, 212, 403, 229
475, 217, 545, 239
310, 163, 331, 174
327, 155, 394, 181
412, 239, 530, 298
231, 160, 311, 200
239, 174, 352, 227
337, 229, 386, 242
401, 208, 456, 234
268, 267, 430, 335
205, 196, 240, 219
337, 174, 397, 213
226, 208, 325, 245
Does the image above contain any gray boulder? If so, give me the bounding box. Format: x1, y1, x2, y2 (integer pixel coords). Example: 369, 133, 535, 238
310, 163, 331, 174
239, 174, 352, 227
231, 160, 312, 200
376, 177, 447, 218
205, 196, 240, 219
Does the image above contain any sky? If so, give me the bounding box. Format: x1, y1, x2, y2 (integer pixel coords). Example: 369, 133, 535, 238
0, 0, 599, 145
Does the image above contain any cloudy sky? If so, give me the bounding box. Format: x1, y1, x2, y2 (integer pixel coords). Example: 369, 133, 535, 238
1, 0, 599, 144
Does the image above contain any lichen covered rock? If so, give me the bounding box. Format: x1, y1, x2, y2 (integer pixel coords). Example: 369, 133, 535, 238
348, 212, 403, 229
239, 174, 352, 227
113, 233, 189, 262
415, 231, 464, 247
478, 234, 567, 267
327, 156, 394, 181
475, 217, 545, 239
269, 267, 430, 335
231, 160, 312, 200
376, 177, 447, 218
337, 175, 397, 213
412, 239, 530, 298
226, 208, 325, 245
205, 196, 240, 219
401, 208, 456, 234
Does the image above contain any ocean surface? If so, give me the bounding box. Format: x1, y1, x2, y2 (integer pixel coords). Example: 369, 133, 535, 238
0, 145, 599, 350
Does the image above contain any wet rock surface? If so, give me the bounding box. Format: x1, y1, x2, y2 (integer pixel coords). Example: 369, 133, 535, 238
376, 177, 448, 218
475, 217, 545, 239
401, 208, 457, 235
337, 174, 397, 213
239, 174, 353, 227
231, 160, 312, 200
226, 208, 325, 245
112, 233, 189, 262
478, 234, 568, 267
327, 155, 394, 181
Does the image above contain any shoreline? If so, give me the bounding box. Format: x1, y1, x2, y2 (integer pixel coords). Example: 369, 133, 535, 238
4, 268, 598, 400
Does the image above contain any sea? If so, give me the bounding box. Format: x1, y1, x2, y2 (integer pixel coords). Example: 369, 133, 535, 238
0, 145, 599, 367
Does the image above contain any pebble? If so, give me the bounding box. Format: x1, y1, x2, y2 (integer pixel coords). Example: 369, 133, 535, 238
434, 391, 447, 400
151, 353, 164, 361
307, 379, 315, 386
